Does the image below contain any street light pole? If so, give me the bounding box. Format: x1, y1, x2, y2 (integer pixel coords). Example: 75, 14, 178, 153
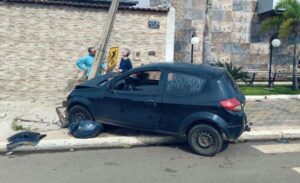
190, 31, 200, 64
191, 44, 194, 64
268, 34, 281, 88
268, 39, 273, 88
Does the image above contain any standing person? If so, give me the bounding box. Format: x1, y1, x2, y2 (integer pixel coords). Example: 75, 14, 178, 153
116, 48, 133, 73
76, 47, 106, 80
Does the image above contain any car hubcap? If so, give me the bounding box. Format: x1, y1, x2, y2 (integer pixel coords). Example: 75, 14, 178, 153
74, 111, 90, 122
197, 131, 214, 148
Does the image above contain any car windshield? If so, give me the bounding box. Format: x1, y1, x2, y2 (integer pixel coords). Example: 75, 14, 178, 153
99, 72, 120, 86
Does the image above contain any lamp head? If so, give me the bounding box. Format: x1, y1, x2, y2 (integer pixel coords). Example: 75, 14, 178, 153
191, 37, 200, 45
272, 39, 281, 47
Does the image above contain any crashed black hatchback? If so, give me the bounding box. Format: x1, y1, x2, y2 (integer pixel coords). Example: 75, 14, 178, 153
65, 63, 250, 156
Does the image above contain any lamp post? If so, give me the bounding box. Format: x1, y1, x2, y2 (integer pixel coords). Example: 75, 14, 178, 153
191, 32, 200, 64
268, 37, 281, 88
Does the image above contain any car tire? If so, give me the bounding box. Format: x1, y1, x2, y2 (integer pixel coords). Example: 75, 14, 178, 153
219, 141, 229, 153
188, 124, 223, 156
68, 105, 94, 124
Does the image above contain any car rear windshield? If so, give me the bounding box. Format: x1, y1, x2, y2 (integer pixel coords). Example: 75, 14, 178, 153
222, 72, 240, 93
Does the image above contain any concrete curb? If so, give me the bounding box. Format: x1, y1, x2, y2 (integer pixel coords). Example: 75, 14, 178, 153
238, 130, 283, 141
0, 135, 185, 153
1, 129, 300, 153
238, 129, 300, 141
246, 94, 300, 100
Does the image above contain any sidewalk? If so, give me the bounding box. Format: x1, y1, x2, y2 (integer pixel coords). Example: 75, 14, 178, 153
0, 97, 300, 152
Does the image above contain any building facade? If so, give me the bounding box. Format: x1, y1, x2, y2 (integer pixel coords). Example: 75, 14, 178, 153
0, 0, 298, 100
0, 0, 170, 100
171, 0, 299, 71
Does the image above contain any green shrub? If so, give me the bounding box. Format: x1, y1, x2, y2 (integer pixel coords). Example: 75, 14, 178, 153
211, 61, 249, 83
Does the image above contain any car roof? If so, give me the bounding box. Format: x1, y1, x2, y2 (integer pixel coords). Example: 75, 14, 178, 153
134, 63, 226, 78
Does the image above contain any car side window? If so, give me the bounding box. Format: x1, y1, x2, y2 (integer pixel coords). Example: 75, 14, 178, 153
112, 71, 161, 95
166, 72, 206, 96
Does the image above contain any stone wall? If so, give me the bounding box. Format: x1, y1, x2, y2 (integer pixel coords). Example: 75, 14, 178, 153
210, 0, 267, 69
0, 2, 167, 101
171, 0, 299, 71
171, 0, 206, 63
210, 0, 299, 71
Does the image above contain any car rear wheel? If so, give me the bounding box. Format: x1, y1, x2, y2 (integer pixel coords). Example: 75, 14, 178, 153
188, 124, 223, 156
68, 105, 94, 124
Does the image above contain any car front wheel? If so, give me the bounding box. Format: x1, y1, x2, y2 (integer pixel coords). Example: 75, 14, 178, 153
68, 105, 94, 124
188, 124, 223, 156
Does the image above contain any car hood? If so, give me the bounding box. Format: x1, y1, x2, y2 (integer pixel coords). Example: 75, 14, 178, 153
77, 77, 106, 88
76, 72, 119, 89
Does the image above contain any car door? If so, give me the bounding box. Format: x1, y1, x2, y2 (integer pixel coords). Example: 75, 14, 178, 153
159, 71, 207, 133
96, 70, 164, 130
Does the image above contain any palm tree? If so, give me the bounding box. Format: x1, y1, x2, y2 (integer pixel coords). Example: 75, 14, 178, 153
261, 0, 300, 90
202, 0, 212, 65
211, 61, 250, 83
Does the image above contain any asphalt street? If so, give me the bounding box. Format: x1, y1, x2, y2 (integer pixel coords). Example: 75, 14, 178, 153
0, 141, 299, 183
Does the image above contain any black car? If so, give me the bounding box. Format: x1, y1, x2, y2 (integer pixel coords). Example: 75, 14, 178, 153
66, 63, 250, 156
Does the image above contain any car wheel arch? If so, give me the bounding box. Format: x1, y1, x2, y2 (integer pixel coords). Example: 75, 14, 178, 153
179, 112, 228, 139
67, 99, 95, 120
67, 97, 92, 110
184, 120, 226, 139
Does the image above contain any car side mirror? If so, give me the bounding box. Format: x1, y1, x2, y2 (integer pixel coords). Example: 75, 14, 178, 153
106, 84, 118, 95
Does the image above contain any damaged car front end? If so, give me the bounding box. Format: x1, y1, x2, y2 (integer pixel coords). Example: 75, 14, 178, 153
56, 72, 119, 127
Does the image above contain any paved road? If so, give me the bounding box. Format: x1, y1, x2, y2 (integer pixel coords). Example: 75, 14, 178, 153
0, 141, 299, 183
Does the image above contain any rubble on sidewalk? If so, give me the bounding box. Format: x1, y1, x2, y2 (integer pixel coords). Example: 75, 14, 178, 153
0, 113, 7, 118
68, 120, 103, 139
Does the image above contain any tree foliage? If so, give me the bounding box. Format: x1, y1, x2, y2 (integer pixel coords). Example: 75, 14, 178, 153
261, 0, 300, 38
260, 0, 300, 90
212, 61, 250, 83
276, 0, 300, 38
260, 16, 283, 33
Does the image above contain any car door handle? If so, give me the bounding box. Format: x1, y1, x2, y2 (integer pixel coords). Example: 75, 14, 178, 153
110, 90, 118, 96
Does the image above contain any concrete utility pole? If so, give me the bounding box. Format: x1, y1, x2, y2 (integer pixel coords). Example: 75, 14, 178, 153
88, 0, 120, 80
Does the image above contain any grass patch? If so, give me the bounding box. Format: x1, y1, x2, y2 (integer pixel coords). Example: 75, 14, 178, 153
239, 85, 300, 95
14, 124, 28, 131
11, 117, 30, 131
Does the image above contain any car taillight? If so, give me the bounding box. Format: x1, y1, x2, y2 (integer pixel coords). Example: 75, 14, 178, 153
220, 98, 241, 112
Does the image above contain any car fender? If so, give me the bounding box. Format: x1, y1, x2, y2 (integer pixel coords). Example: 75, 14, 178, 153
67, 96, 93, 114
179, 112, 229, 137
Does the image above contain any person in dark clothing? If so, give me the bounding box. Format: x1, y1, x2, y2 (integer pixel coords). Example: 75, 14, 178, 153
116, 48, 133, 73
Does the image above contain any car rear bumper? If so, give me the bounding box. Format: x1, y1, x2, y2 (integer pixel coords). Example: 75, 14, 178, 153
223, 115, 251, 141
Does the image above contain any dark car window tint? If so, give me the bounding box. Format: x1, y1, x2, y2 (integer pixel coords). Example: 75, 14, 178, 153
112, 71, 161, 95
224, 72, 240, 92
166, 73, 206, 96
